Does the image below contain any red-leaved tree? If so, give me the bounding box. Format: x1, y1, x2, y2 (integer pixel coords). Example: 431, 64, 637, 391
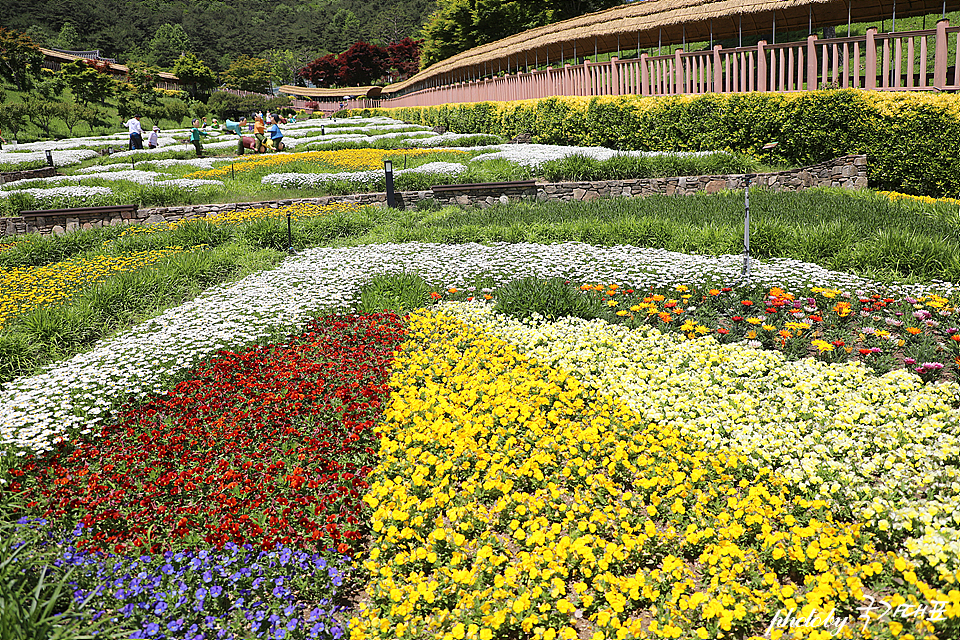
386, 37, 422, 81
299, 54, 340, 88
336, 42, 388, 87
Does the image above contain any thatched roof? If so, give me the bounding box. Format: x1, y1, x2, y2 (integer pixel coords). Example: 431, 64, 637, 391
381, 0, 955, 95
276, 85, 381, 100
39, 48, 179, 82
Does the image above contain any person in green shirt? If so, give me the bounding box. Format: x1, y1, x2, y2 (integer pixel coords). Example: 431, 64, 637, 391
189, 119, 211, 157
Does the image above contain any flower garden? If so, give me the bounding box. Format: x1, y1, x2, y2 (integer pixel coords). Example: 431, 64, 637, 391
2, 116, 960, 640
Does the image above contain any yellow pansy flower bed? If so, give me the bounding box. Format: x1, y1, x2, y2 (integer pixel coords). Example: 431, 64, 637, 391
0, 247, 188, 328
354, 307, 960, 640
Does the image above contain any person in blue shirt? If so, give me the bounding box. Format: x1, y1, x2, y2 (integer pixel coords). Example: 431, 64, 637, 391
267, 116, 285, 151
189, 119, 210, 157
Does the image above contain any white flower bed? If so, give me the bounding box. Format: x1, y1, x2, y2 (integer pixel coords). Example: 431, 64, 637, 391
441, 300, 960, 577
471, 144, 732, 168
260, 162, 466, 188
0, 185, 113, 200
2, 171, 223, 190
0, 149, 100, 168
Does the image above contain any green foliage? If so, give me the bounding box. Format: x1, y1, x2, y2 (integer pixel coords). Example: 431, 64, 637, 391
539, 151, 761, 181
354, 271, 432, 313
52, 22, 81, 50
172, 52, 217, 98
493, 276, 608, 322
59, 59, 115, 106
206, 92, 291, 120
0, 101, 34, 140
419, 0, 623, 68
146, 23, 191, 70
0, 27, 43, 91
0, 244, 282, 382
220, 55, 272, 93
375, 91, 960, 197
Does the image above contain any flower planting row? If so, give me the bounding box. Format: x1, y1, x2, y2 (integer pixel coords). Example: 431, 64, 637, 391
9, 312, 406, 639
354, 306, 959, 639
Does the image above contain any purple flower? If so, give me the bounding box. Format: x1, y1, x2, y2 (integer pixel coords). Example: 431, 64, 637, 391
145, 622, 160, 636
195, 587, 207, 600
209, 585, 223, 598
202, 570, 213, 583
168, 619, 184, 632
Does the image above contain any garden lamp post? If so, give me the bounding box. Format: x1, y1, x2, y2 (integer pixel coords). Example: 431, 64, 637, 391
384, 159, 396, 208
44, 150, 53, 167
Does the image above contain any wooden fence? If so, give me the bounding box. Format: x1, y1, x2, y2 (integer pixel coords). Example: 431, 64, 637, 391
365, 19, 958, 110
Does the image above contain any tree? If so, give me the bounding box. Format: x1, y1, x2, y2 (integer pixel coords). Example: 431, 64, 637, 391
124, 60, 162, 106
24, 98, 66, 139
60, 102, 97, 136
0, 102, 34, 140
337, 41, 388, 86
146, 23, 191, 69
53, 22, 81, 50
172, 52, 217, 98
220, 55, 272, 93
0, 28, 44, 91
419, 0, 624, 68
260, 48, 318, 88
386, 37, 422, 81
300, 53, 340, 88
59, 59, 115, 106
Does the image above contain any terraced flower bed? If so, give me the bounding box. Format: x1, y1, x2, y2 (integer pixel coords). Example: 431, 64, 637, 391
3, 236, 960, 639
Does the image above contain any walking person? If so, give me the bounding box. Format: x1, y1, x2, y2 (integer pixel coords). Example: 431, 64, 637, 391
189, 119, 210, 157
126, 114, 144, 150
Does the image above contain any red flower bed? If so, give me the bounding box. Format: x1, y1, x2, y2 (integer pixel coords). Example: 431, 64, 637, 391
9, 313, 405, 554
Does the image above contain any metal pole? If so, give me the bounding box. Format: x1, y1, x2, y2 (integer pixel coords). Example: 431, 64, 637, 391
892, 0, 896, 33
740, 14, 743, 48
848, 0, 852, 35
773, 11, 776, 45
809, 6, 813, 35
711, 20, 714, 49
683, 25, 686, 48
287, 212, 293, 253
742, 175, 753, 282
659, 29, 662, 56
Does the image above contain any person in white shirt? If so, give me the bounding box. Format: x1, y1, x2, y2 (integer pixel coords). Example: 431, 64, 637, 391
148, 126, 160, 149
126, 114, 144, 150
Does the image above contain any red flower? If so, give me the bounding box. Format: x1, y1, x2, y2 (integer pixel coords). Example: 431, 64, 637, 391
10, 313, 407, 556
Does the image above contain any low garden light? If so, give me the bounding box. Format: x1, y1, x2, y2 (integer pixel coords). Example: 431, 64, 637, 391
44, 150, 53, 167
384, 159, 396, 208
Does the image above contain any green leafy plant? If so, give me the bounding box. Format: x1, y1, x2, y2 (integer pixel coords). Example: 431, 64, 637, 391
354, 271, 432, 314
494, 276, 608, 322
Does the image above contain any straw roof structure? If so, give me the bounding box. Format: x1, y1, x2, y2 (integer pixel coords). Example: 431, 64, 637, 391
276, 85, 381, 99
39, 48, 180, 84
379, 0, 956, 95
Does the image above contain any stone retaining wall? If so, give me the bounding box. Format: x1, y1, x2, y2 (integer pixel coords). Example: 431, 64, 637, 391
1, 155, 867, 237
0, 166, 58, 185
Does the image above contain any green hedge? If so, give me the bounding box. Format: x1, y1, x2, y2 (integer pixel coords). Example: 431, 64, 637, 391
359, 91, 960, 197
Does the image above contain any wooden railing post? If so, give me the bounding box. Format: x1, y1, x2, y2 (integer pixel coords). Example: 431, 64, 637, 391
935, 19, 950, 88
713, 45, 723, 92
757, 41, 767, 91
611, 57, 620, 95
865, 28, 877, 89
675, 49, 683, 94
806, 35, 819, 89
640, 54, 649, 96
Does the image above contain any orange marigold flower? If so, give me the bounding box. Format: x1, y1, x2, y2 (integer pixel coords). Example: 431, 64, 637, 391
906, 327, 923, 335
